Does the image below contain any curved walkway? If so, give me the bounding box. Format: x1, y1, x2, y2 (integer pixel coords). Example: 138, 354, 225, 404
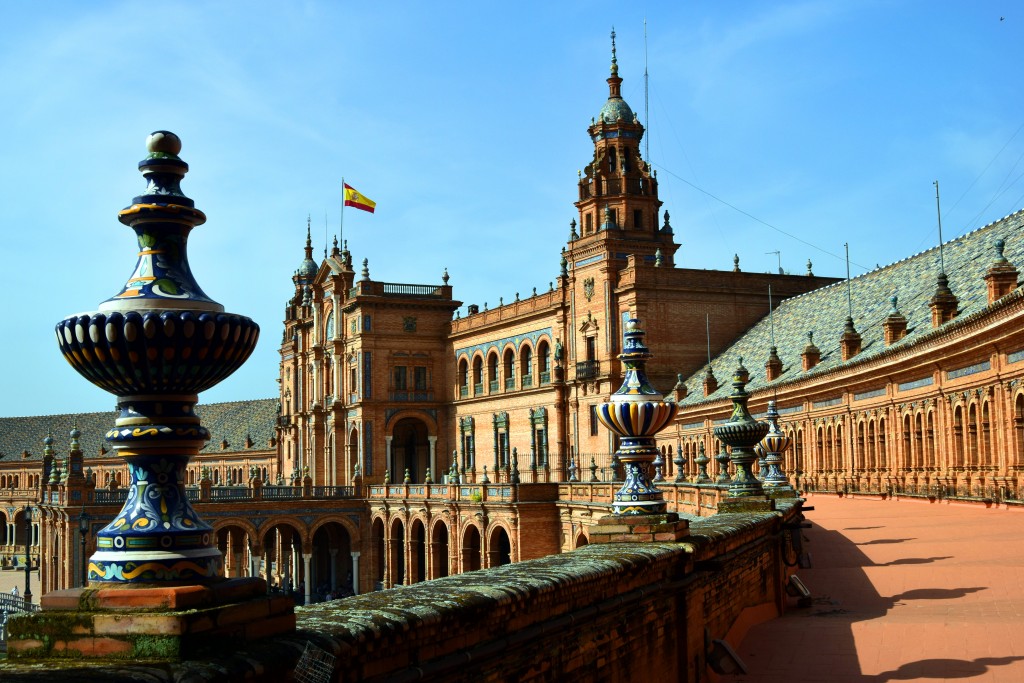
728, 494, 1024, 682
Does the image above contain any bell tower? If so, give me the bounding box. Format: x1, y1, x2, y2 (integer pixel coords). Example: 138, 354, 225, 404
570, 29, 676, 266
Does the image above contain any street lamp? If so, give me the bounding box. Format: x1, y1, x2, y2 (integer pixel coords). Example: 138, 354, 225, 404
78, 506, 91, 587
23, 506, 32, 604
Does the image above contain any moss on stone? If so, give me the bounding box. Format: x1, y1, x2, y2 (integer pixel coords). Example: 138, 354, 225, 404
132, 635, 181, 661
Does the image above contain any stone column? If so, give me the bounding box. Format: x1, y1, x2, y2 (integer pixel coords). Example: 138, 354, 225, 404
350, 551, 360, 594
302, 553, 312, 605
428, 436, 437, 481
385, 436, 394, 480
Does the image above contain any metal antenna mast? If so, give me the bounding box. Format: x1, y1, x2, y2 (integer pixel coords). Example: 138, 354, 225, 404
933, 180, 946, 274
766, 250, 782, 274
844, 243, 853, 318
644, 18, 650, 163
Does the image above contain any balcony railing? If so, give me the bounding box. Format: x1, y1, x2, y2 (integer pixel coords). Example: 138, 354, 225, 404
460, 386, 469, 398
94, 489, 129, 505
505, 378, 515, 391
489, 380, 500, 393
521, 374, 533, 388
262, 485, 303, 500
389, 390, 435, 402
311, 486, 356, 498
474, 385, 483, 396
576, 360, 600, 381
539, 370, 551, 384
210, 486, 251, 500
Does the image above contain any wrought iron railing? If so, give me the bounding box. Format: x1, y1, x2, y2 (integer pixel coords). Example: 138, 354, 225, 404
576, 360, 600, 381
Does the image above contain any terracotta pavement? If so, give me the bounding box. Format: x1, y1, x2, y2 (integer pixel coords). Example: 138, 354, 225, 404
726, 494, 1024, 683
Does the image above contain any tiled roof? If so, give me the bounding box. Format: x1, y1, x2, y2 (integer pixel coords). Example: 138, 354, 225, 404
0, 398, 278, 462
677, 209, 1024, 406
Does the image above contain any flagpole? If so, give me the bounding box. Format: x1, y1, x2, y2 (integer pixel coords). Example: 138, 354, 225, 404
340, 176, 345, 260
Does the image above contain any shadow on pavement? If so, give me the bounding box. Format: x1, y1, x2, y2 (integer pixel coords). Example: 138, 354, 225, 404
866, 655, 1024, 681
729, 498, 1001, 682
879, 556, 952, 566
856, 537, 916, 545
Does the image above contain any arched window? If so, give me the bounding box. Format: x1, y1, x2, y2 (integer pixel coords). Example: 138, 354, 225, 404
520, 345, 533, 388
472, 356, 483, 395
538, 340, 550, 375
867, 421, 876, 470
1015, 394, 1024, 469
968, 404, 979, 468
487, 352, 499, 392
857, 422, 866, 472
878, 417, 887, 469
914, 413, 924, 470
902, 414, 912, 471
981, 402, 992, 469
503, 349, 515, 390
608, 147, 617, 172
953, 406, 964, 468
458, 358, 469, 397
926, 412, 936, 469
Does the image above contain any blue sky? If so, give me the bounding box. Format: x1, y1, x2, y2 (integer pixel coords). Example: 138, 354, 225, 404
1, 1, 1022, 418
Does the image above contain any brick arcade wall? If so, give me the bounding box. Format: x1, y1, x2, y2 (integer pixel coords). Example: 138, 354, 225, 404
0, 501, 803, 682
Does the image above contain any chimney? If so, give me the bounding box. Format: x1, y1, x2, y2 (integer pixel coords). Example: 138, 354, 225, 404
840, 317, 862, 361
983, 238, 1019, 304
801, 331, 820, 371
671, 373, 688, 402
929, 272, 958, 327
883, 296, 908, 346
765, 346, 782, 382
703, 366, 718, 396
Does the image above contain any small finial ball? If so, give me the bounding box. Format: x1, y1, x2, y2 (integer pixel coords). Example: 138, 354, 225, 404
146, 130, 182, 156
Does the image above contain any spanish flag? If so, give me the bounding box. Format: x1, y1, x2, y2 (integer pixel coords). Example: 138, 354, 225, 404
343, 183, 376, 213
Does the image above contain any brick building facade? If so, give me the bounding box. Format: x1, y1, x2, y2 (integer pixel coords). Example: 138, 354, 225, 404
1, 44, 1021, 608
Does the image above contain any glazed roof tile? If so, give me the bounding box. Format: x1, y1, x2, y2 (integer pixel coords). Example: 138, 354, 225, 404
0, 398, 278, 462
677, 209, 1024, 406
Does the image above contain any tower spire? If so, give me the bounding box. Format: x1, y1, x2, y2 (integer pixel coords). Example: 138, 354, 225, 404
610, 27, 618, 76
305, 215, 313, 260
607, 27, 623, 99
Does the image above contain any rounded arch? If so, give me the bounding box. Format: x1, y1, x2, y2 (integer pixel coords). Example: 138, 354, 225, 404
471, 352, 485, 391
388, 516, 406, 587
487, 524, 513, 567
311, 520, 354, 600
212, 517, 261, 542
536, 336, 553, 377
461, 523, 482, 572
574, 531, 589, 548
519, 342, 533, 380
309, 514, 362, 546
1014, 392, 1024, 469
371, 517, 386, 589
486, 350, 500, 387
259, 520, 306, 593
385, 408, 438, 433
429, 519, 450, 579
391, 416, 431, 483
501, 345, 516, 387
457, 356, 470, 390
409, 518, 427, 583
257, 517, 308, 550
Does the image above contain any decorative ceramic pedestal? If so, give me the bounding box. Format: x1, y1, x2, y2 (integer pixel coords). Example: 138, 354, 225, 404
761, 400, 797, 498
589, 319, 688, 542
714, 360, 774, 513
9, 132, 294, 660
